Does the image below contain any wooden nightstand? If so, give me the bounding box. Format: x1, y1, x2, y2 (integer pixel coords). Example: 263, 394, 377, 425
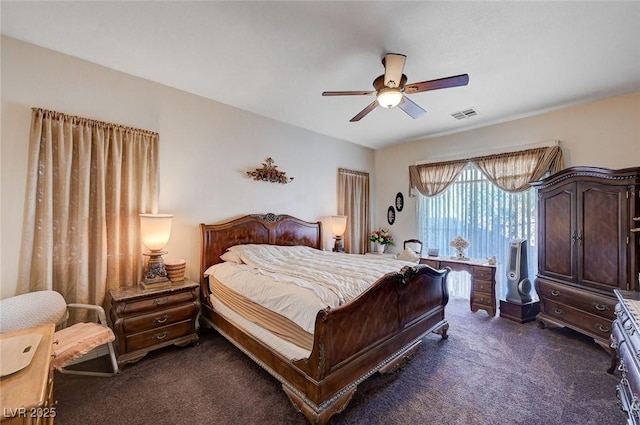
109, 280, 200, 368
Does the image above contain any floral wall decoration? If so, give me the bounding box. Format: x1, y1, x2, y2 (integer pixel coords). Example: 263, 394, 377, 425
246, 157, 294, 184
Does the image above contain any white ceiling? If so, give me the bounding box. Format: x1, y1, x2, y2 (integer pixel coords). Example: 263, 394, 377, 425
2, 1, 639, 149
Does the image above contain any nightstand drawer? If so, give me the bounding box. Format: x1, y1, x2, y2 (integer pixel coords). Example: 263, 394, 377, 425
125, 320, 195, 352
120, 290, 196, 315
122, 303, 198, 334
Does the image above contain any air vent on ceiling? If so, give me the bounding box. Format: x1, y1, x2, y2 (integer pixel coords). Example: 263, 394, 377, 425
451, 108, 479, 120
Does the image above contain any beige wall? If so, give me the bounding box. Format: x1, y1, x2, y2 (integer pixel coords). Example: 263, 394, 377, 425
0, 37, 374, 298
374, 91, 640, 254
2, 36, 638, 299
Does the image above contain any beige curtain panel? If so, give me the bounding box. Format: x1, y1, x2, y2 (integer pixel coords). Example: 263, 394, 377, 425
409, 145, 564, 197
337, 168, 370, 254
17, 108, 159, 308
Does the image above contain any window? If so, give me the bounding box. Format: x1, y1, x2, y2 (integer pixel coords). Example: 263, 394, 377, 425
417, 164, 537, 298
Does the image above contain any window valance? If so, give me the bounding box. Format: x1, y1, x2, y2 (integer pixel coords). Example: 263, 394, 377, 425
409, 145, 564, 197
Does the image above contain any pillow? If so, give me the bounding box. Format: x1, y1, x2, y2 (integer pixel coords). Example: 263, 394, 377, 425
220, 249, 243, 264
397, 248, 420, 263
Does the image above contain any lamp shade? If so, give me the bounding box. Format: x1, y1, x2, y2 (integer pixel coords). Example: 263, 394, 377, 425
376, 88, 403, 109
140, 214, 173, 251
330, 215, 347, 237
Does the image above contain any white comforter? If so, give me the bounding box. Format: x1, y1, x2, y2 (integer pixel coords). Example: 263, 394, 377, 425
204, 244, 415, 334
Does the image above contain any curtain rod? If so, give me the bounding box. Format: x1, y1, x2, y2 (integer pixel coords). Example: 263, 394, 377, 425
415, 140, 560, 165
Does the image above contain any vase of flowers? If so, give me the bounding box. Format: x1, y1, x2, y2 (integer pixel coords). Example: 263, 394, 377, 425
450, 236, 470, 260
370, 228, 394, 254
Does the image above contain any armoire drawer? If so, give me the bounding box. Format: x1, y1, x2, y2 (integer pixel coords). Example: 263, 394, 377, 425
537, 280, 616, 320
543, 298, 613, 340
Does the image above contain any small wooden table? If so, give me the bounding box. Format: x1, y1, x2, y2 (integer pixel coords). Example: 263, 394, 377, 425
1, 323, 56, 424
420, 256, 497, 316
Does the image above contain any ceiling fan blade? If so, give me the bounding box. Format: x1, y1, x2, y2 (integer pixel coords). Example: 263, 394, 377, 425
350, 100, 379, 122
404, 74, 469, 94
322, 90, 375, 96
398, 95, 427, 119
383, 53, 406, 88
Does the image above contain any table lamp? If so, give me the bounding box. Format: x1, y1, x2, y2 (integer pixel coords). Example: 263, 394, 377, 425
331, 215, 347, 252
140, 213, 173, 288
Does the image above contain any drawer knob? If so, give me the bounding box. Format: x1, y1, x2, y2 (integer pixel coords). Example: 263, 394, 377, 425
155, 314, 170, 324
596, 323, 610, 333
550, 289, 561, 297
153, 297, 169, 305
552, 307, 564, 315
153, 331, 168, 340
592, 302, 610, 312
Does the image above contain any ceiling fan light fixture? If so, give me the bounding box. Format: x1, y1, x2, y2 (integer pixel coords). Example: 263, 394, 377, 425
376, 88, 403, 109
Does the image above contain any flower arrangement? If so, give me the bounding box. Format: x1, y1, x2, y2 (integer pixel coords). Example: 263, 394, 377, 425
450, 236, 470, 259
370, 228, 394, 246
247, 157, 294, 184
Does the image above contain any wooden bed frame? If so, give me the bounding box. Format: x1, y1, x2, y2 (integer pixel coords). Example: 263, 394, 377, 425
199, 213, 450, 424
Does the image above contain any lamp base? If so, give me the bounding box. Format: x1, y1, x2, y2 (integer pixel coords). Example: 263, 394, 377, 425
333, 236, 344, 253
140, 276, 172, 290
141, 251, 172, 290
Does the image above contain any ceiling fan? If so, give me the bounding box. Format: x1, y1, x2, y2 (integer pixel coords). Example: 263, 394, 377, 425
322, 53, 469, 122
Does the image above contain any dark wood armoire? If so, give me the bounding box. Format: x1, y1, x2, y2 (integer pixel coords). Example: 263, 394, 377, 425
531, 166, 640, 372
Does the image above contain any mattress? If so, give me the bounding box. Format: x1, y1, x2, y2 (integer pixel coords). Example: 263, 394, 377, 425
204, 244, 416, 359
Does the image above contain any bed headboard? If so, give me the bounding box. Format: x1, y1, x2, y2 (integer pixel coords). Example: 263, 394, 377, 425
199, 213, 322, 285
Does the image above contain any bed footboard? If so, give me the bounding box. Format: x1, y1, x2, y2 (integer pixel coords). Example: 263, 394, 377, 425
287, 264, 450, 423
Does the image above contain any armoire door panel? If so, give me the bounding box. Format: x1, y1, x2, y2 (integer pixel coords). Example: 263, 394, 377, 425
579, 184, 628, 290
539, 188, 576, 282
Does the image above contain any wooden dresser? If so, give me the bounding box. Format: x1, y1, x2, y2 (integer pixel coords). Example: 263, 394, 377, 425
1, 324, 56, 425
612, 289, 640, 424
109, 280, 200, 367
531, 167, 640, 372
420, 256, 497, 316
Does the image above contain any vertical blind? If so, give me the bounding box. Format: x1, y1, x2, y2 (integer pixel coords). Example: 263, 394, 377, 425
417, 164, 537, 298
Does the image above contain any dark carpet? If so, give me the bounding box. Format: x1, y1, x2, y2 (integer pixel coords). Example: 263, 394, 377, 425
53, 298, 626, 425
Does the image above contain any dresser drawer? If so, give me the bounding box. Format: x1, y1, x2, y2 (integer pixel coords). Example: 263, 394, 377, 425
472, 292, 494, 307
543, 298, 613, 339
537, 280, 616, 320
124, 320, 195, 352
122, 302, 197, 334
119, 290, 196, 316
474, 280, 493, 295
472, 266, 494, 281
617, 342, 640, 416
